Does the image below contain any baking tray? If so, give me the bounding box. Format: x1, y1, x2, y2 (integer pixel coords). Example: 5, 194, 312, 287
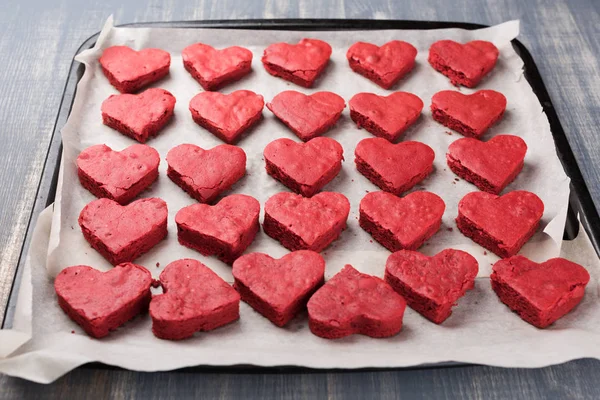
3, 20, 599, 365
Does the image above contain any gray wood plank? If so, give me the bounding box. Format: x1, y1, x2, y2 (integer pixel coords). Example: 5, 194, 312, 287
1, 0, 599, 397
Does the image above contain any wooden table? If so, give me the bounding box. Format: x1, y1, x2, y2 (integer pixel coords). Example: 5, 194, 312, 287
1, 0, 599, 398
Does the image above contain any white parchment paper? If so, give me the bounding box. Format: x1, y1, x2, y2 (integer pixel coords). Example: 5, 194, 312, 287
2, 18, 598, 384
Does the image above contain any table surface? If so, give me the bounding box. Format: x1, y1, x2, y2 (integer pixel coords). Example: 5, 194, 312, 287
1, 0, 600, 398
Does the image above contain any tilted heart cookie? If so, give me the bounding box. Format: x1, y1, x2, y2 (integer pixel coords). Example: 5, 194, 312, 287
431, 90, 506, 138
349, 92, 423, 142
360, 191, 445, 252
457, 190, 544, 258
167, 144, 246, 203
175, 194, 260, 264
77, 144, 160, 205
232, 250, 325, 327
79, 198, 168, 265
447, 134, 527, 194
346, 40, 417, 89
263, 192, 350, 252
491, 256, 590, 328
150, 259, 240, 340
264, 137, 343, 197
55, 263, 153, 338
385, 249, 479, 324
428, 40, 499, 87
262, 38, 332, 87
355, 138, 434, 195
267, 91, 345, 141
182, 43, 253, 91
99, 46, 171, 93
189, 90, 264, 144
102, 88, 176, 143
307, 264, 406, 339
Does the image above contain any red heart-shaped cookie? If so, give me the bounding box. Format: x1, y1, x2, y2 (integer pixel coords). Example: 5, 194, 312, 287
267, 91, 345, 141
360, 191, 445, 252
264, 137, 343, 197
99, 46, 171, 93
346, 40, 417, 89
428, 40, 499, 87
232, 250, 325, 327
79, 198, 168, 265
385, 249, 479, 324
491, 256, 590, 328
262, 39, 332, 87
55, 263, 153, 338
182, 43, 253, 91
349, 92, 423, 142
457, 190, 544, 258
447, 134, 527, 194
307, 264, 406, 339
175, 194, 260, 264
263, 192, 350, 252
150, 259, 240, 340
189, 90, 264, 144
431, 90, 506, 138
355, 138, 434, 195
167, 144, 246, 203
101, 88, 176, 143
77, 144, 160, 205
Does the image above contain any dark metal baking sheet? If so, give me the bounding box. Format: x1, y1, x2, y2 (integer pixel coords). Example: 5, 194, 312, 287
3, 21, 599, 371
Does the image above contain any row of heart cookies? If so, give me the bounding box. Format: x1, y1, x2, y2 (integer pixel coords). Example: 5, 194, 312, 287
99, 38, 498, 93
102, 87, 506, 144
55, 247, 590, 340
77, 188, 543, 272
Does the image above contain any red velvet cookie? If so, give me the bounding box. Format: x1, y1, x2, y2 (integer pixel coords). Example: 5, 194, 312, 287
166, 144, 246, 204
267, 91, 345, 141
79, 198, 168, 265
346, 41, 417, 89
77, 144, 160, 205
263, 192, 350, 252
355, 138, 434, 195
431, 90, 506, 138
428, 40, 499, 87
307, 264, 406, 339
101, 88, 176, 143
175, 194, 260, 264
385, 249, 479, 324
262, 39, 332, 87
264, 137, 343, 197
232, 251, 325, 327
447, 135, 527, 194
359, 191, 445, 252
99, 46, 171, 93
189, 90, 264, 144
456, 191, 544, 258
182, 43, 253, 91
55, 263, 153, 338
150, 259, 240, 340
491, 256, 590, 328
349, 92, 423, 142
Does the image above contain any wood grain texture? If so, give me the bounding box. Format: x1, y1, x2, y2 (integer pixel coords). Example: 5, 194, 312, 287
1, 0, 599, 397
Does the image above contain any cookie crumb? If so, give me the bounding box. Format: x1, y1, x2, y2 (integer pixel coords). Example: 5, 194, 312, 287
446, 131, 452, 135
156, 262, 160, 268
71, 330, 75, 334
151, 279, 161, 288
454, 178, 460, 181
447, 227, 453, 232
484, 251, 488, 255
369, 240, 373, 243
